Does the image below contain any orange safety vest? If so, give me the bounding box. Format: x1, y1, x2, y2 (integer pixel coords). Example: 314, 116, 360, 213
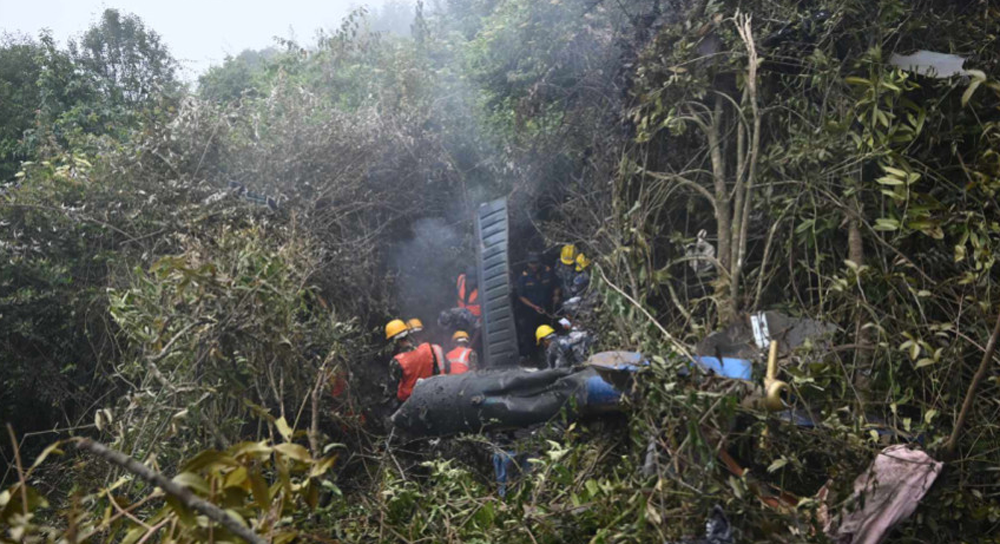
445, 346, 472, 374
394, 342, 449, 401
457, 274, 482, 317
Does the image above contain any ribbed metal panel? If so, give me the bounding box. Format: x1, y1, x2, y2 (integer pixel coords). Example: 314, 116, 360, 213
476, 198, 518, 367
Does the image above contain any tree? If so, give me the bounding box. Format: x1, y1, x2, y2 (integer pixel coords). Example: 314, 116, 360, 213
69, 8, 179, 111
198, 48, 276, 103
370, 0, 417, 36
0, 34, 44, 181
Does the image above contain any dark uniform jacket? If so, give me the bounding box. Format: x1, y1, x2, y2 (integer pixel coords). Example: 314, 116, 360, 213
554, 263, 576, 298
517, 265, 555, 310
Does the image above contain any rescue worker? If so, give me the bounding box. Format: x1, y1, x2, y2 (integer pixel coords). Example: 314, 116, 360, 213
456, 266, 481, 319
446, 331, 476, 373
536, 324, 594, 369
554, 244, 577, 302
516, 252, 557, 356
571, 253, 591, 297
385, 318, 450, 405
406, 318, 425, 343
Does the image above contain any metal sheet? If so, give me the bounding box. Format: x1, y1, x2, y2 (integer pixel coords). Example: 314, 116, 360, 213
476, 198, 518, 367
391, 367, 627, 436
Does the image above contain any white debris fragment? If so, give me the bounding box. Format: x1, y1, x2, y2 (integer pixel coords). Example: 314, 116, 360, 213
685, 229, 715, 276
889, 50, 970, 78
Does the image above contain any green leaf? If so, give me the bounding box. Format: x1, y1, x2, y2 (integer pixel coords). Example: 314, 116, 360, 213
883, 166, 908, 178
321, 480, 342, 497
845, 76, 871, 86
767, 458, 788, 473
172, 472, 211, 495
955, 244, 967, 263
915, 358, 936, 369
876, 176, 904, 186
310, 455, 338, 478
224, 466, 249, 489
274, 443, 312, 463
249, 467, 271, 511
120, 525, 147, 544
166, 495, 195, 527
874, 218, 899, 231
224, 508, 249, 528
228, 441, 272, 460
181, 449, 238, 473
962, 78, 983, 107
275, 417, 293, 442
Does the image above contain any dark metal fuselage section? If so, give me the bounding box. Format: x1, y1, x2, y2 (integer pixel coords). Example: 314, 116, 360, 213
475, 198, 519, 368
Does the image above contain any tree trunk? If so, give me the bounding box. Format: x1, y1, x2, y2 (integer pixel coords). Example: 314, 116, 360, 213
848, 199, 873, 397
706, 94, 735, 321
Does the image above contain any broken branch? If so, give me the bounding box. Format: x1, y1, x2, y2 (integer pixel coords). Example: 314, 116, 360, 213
943, 309, 1000, 458
75, 438, 267, 544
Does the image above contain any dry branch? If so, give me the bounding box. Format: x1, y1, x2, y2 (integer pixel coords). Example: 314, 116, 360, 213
943, 310, 1000, 458
596, 265, 693, 360
75, 438, 267, 544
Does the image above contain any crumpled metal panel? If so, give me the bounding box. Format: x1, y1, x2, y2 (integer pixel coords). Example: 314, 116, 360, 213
391, 366, 626, 437
476, 198, 518, 367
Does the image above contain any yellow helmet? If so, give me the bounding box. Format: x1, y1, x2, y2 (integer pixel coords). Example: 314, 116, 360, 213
385, 319, 408, 341
407, 318, 424, 332
560, 244, 577, 265
575, 253, 591, 272
535, 324, 556, 345
452, 330, 470, 341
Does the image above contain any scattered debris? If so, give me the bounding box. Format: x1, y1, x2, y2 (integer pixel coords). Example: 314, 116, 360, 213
889, 50, 971, 78
668, 505, 735, 544
691, 355, 752, 380
217, 180, 280, 210
697, 311, 836, 361
823, 445, 943, 544
685, 229, 716, 276
492, 449, 532, 497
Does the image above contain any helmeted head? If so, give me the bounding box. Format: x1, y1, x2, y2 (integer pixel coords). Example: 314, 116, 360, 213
560, 244, 577, 266
385, 319, 409, 346
535, 324, 556, 346
527, 252, 541, 271
452, 330, 470, 345
407, 318, 424, 334
575, 253, 591, 272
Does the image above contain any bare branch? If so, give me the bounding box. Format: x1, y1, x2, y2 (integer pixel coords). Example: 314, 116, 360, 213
943, 310, 1000, 459
75, 438, 267, 544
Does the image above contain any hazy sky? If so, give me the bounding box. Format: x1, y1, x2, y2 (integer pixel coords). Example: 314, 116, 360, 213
0, 0, 393, 80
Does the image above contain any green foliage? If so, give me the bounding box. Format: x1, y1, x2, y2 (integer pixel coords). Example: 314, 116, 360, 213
560, 1, 1000, 540
5, 1, 1000, 542
0, 150, 122, 432
0, 34, 44, 181
106, 223, 354, 464
0, 435, 339, 543
69, 9, 179, 111
197, 49, 275, 104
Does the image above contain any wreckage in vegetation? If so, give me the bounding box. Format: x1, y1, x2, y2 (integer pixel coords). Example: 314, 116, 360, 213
394, 198, 642, 436
394, 199, 800, 436
392, 351, 643, 436
392, 197, 943, 542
